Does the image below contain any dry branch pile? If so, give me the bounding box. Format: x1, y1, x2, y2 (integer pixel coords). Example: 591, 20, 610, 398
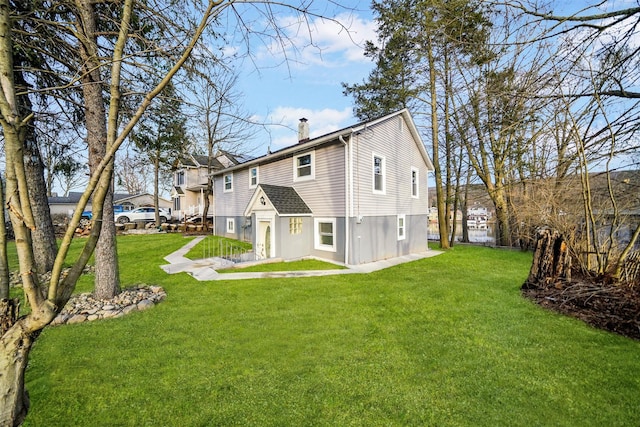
523, 228, 640, 340
523, 278, 640, 340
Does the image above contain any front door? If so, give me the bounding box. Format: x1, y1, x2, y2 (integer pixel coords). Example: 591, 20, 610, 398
256, 218, 275, 260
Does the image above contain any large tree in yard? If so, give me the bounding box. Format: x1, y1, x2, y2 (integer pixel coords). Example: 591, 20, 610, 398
0, 1, 221, 424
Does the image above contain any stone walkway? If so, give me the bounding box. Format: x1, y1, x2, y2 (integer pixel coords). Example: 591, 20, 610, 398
160, 236, 442, 281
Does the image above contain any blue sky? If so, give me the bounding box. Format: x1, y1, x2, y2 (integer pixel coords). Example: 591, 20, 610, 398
221, 1, 377, 156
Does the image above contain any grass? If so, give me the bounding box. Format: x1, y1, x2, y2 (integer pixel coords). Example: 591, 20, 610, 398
183, 234, 252, 260
218, 258, 347, 273
18, 235, 640, 426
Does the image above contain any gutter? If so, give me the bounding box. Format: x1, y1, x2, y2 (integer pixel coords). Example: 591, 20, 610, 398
339, 134, 350, 266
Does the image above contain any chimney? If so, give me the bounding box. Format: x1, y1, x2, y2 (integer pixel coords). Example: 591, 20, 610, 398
298, 118, 309, 143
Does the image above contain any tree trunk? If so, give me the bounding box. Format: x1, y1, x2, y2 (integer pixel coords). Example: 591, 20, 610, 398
23, 137, 57, 275
525, 228, 571, 288
491, 185, 511, 247
427, 36, 449, 249
0, 178, 9, 299
14, 54, 57, 275
93, 189, 120, 299
154, 153, 160, 225
76, 0, 120, 299
0, 300, 30, 427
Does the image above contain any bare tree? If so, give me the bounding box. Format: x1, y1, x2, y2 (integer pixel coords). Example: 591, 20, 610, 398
115, 151, 152, 195
186, 69, 255, 224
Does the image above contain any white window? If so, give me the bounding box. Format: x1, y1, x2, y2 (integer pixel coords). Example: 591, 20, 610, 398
249, 166, 259, 188
289, 217, 302, 235
397, 214, 406, 240
294, 151, 315, 182
226, 218, 235, 233
411, 167, 419, 198
173, 197, 181, 211
373, 154, 385, 194
314, 218, 336, 252
223, 173, 233, 192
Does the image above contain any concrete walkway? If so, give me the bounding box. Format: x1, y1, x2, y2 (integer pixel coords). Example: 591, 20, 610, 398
160, 236, 442, 281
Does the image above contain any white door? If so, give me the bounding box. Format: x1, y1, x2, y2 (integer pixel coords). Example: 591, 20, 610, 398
256, 218, 275, 260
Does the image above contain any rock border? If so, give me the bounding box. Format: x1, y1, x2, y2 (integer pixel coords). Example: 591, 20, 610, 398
51, 285, 167, 326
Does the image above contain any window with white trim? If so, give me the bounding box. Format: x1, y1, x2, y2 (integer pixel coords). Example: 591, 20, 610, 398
397, 214, 406, 240
226, 218, 235, 233
373, 154, 385, 193
294, 151, 315, 182
314, 218, 336, 252
223, 173, 233, 192
411, 167, 419, 198
249, 167, 258, 188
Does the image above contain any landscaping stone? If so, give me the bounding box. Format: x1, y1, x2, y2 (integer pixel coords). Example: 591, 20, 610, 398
52, 285, 167, 326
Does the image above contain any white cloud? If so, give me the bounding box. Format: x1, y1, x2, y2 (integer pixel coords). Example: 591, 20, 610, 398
258, 12, 376, 69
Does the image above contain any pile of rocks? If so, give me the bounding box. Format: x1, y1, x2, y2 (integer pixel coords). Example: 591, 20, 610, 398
52, 285, 166, 326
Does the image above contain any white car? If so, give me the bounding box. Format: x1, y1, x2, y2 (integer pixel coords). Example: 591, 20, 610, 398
114, 207, 172, 224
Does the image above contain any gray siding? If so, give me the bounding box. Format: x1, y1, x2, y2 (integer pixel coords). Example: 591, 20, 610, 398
276, 216, 314, 260
214, 215, 252, 242
351, 115, 429, 217
213, 168, 255, 216
256, 144, 346, 217
348, 214, 428, 265
214, 143, 346, 219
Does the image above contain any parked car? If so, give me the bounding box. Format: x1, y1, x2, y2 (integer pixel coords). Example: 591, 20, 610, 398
114, 207, 172, 224
80, 205, 126, 227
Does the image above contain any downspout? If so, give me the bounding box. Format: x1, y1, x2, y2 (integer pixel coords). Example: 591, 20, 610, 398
212, 175, 216, 234
339, 134, 350, 265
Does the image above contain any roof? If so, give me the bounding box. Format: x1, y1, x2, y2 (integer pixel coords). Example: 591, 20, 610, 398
48, 192, 169, 205
48, 191, 82, 204
247, 184, 312, 216
178, 152, 253, 171
212, 108, 434, 175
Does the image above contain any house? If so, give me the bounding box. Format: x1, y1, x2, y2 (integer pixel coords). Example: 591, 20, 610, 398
48, 192, 171, 217
210, 109, 435, 265
171, 152, 251, 221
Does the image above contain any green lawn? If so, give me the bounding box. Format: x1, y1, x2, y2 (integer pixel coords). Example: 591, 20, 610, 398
218, 258, 347, 273
20, 234, 640, 426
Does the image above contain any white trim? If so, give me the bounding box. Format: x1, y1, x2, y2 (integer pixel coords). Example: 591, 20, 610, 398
249, 166, 259, 189
397, 214, 406, 240
223, 173, 233, 193
226, 217, 235, 233
372, 153, 386, 194
293, 151, 315, 182
411, 167, 419, 198
314, 217, 337, 252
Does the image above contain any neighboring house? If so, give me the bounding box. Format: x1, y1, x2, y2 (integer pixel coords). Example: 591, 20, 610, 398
211, 109, 435, 265
171, 152, 250, 221
48, 192, 171, 217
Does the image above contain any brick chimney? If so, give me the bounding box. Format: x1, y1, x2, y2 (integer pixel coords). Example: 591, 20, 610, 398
298, 118, 309, 143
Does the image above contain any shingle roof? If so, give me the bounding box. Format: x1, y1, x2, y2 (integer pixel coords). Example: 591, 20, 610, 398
259, 184, 312, 215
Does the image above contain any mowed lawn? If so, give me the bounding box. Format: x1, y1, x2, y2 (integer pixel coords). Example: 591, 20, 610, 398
22, 234, 640, 426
